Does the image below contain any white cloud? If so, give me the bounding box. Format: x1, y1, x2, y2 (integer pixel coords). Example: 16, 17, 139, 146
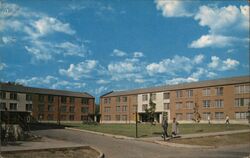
146, 55, 203, 76
208, 56, 239, 71
165, 77, 198, 85
25, 45, 53, 61
111, 49, 127, 57
59, 60, 98, 80
2, 36, 16, 44
133, 52, 144, 58
93, 86, 108, 95
189, 34, 241, 48
30, 17, 75, 38
55, 42, 87, 57
195, 5, 249, 35
193, 54, 204, 64
0, 63, 7, 70
16, 75, 58, 86
96, 79, 110, 84
155, 0, 193, 17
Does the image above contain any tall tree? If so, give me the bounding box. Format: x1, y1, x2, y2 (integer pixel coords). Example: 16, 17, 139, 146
145, 94, 156, 125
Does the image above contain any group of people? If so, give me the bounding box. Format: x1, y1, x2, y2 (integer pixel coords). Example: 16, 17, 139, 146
161, 114, 231, 139
161, 117, 178, 138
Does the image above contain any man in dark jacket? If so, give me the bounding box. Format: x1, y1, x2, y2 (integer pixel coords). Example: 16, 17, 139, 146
162, 118, 169, 139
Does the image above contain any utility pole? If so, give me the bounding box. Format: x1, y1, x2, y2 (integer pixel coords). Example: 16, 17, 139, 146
135, 107, 138, 138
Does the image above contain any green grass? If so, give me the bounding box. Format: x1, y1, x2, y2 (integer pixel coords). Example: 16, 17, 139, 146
63, 123, 250, 138
171, 132, 250, 146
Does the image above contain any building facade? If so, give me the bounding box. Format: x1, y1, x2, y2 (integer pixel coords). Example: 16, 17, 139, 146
100, 76, 250, 124
0, 83, 95, 122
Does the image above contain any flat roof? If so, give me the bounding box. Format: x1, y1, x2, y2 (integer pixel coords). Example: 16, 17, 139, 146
0, 83, 94, 98
102, 76, 250, 97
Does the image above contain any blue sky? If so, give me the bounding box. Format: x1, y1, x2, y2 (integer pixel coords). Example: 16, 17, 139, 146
0, 0, 249, 103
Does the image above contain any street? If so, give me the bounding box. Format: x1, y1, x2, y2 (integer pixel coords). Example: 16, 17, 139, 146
32, 129, 250, 158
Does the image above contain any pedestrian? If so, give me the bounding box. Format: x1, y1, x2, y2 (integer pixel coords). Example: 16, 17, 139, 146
225, 115, 230, 125
208, 115, 211, 125
161, 118, 169, 139
172, 117, 179, 137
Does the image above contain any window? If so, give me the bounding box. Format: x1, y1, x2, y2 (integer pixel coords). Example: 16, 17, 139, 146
186, 101, 194, 109
186, 113, 193, 120
10, 92, 17, 100
164, 103, 170, 110
235, 98, 250, 107
26, 104, 33, 111
38, 104, 45, 112
202, 88, 211, 96
0, 91, 6, 99
104, 115, 111, 121
142, 104, 147, 111
82, 98, 89, 105
70, 97, 75, 104
104, 107, 111, 113
48, 95, 54, 103
122, 106, 127, 112
122, 115, 127, 121
202, 112, 211, 120
81, 107, 89, 113
176, 102, 182, 109
122, 96, 127, 102
115, 115, 120, 121
61, 96, 67, 103
187, 90, 193, 98
38, 95, 44, 102
203, 100, 210, 108
116, 97, 120, 102
69, 115, 74, 121
10, 103, 17, 110
176, 90, 183, 98
104, 98, 111, 104
151, 93, 156, 100
26, 94, 32, 101
176, 113, 183, 120
60, 105, 67, 113
215, 99, 224, 108
163, 92, 170, 99
69, 106, 75, 113
235, 85, 250, 94
48, 105, 54, 112
235, 112, 249, 119
0, 102, 6, 110
142, 94, 148, 101
81, 115, 88, 121
48, 114, 54, 121
215, 112, 224, 120
116, 106, 120, 112
216, 87, 223, 96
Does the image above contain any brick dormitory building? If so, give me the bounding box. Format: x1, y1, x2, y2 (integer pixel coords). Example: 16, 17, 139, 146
0, 82, 95, 122
100, 76, 250, 124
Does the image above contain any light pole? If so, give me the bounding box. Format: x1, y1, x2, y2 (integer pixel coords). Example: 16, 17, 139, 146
135, 107, 138, 138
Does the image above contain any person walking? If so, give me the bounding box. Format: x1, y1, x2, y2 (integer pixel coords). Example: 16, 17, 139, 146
161, 118, 169, 139
208, 115, 211, 125
172, 117, 179, 137
225, 115, 230, 125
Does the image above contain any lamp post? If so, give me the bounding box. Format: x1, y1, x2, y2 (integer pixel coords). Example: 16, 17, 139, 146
135, 107, 138, 138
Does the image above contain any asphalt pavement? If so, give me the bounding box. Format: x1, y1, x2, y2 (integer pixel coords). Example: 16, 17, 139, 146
32, 129, 250, 158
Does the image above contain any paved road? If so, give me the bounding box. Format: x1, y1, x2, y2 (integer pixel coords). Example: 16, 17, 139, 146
32, 129, 250, 158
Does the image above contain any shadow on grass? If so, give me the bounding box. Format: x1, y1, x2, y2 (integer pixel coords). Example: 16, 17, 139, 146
29, 123, 76, 131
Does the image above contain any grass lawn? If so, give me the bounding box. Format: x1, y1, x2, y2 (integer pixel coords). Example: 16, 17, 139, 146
171, 132, 250, 146
63, 123, 250, 138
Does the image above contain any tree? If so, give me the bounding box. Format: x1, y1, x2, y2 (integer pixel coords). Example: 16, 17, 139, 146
193, 103, 201, 123
145, 94, 156, 125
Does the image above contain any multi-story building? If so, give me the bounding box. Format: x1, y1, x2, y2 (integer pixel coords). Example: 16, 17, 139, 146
0, 82, 95, 122
100, 76, 250, 124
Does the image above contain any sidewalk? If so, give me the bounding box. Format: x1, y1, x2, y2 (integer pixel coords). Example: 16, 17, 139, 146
138, 129, 250, 142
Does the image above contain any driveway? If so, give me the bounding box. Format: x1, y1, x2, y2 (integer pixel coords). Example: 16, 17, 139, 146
32, 129, 250, 158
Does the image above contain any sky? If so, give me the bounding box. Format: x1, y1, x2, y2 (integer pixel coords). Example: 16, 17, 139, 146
0, 0, 249, 103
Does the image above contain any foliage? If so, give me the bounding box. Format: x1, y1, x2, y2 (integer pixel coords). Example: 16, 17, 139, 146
145, 94, 156, 125
192, 103, 201, 123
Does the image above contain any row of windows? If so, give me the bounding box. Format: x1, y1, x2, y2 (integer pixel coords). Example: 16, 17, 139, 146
103, 115, 128, 121
0, 92, 89, 104
103, 106, 129, 113
104, 96, 128, 104
0, 102, 17, 110
175, 112, 249, 120
38, 114, 89, 121
142, 92, 170, 101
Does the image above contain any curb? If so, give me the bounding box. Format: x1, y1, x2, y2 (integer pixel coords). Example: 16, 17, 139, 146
1, 146, 105, 158
154, 140, 215, 149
